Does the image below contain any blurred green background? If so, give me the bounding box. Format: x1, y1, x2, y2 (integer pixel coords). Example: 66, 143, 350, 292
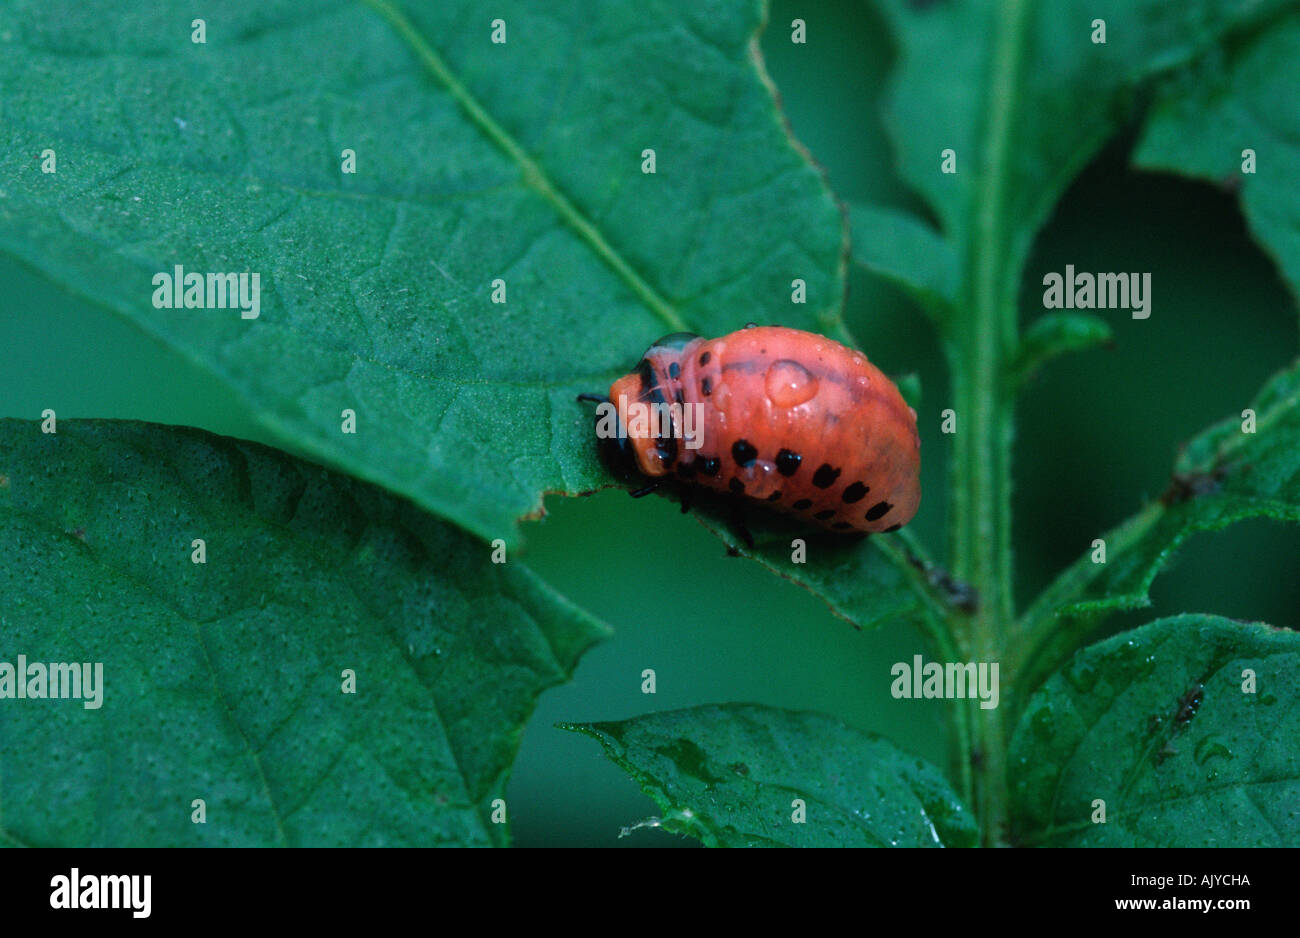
2, 0, 1296, 847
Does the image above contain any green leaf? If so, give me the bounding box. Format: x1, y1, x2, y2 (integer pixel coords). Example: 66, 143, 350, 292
1010, 615, 1300, 847
849, 202, 957, 320
0, 419, 608, 846
1007, 312, 1113, 388
1135, 6, 1300, 308
563, 703, 976, 847
1046, 357, 1300, 623
686, 503, 960, 665
893, 370, 922, 410
0, 0, 845, 545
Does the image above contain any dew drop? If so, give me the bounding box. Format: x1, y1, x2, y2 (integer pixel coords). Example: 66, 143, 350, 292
740, 459, 780, 499
765, 359, 819, 407
712, 381, 732, 412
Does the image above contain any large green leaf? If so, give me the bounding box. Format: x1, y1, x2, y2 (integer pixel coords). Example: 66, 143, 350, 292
1010, 615, 1300, 846
0, 0, 844, 545
563, 703, 976, 847
1135, 5, 1300, 307
0, 419, 608, 846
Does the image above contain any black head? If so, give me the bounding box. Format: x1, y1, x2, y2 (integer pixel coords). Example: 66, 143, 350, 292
598, 423, 642, 483
646, 331, 699, 354
578, 393, 642, 483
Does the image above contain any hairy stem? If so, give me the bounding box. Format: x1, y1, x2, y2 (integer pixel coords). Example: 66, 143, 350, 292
948, 0, 1029, 847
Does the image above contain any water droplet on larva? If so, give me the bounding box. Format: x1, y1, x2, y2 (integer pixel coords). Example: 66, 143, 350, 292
765, 359, 819, 407
741, 459, 780, 498
712, 381, 732, 412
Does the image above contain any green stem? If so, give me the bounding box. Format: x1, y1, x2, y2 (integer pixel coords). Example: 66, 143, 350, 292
948, 0, 1030, 847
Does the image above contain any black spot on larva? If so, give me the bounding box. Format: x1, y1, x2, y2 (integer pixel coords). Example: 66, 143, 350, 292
634, 359, 657, 401
832, 522, 853, 530
731, 439, 757, 467
645, 362, 676, 467
792, 498, 813, 511
699, 351, 711, 366
775, 449, 801, 476
677, 461, 696, 480
814, 509, 836, 521
885, 523, 902, 532
699, 457, 720, 476
729, 478, 745, 495
812, 464, 841, 488
842, 481, 870, 503
865, 501, 893, 522
702, 377, 712, 396
648, 332, 699, 353
767, 491, 781, 501
668, 362, 680, 379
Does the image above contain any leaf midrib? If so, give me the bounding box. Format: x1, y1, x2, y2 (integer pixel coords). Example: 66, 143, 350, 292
359, 0, 688, 334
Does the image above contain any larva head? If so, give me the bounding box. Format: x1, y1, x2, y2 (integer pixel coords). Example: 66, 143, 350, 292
606, 332, 700, 478
594, 411, 640, 483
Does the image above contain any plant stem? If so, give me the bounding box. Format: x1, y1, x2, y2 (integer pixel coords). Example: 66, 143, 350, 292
948, 0, 1030, 847
951, 359, 1015, 845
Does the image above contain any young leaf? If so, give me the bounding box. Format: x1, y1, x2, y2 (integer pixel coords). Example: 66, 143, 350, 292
1007, 312, 1113, 389
877, 0, 1281, 312
1134, 7, 1300, 308
563, 703, 976, 847
1010, 615, 1300, 847
686, 504, 960, 666
0, 0, 844, 545
0, 420, 608, 846
849, 202, 957, 322
1032, 357, 1300, 626
893, 371, 923, 410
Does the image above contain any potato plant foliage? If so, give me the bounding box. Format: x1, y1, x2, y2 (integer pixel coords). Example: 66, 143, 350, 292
0, 0, 1297, 846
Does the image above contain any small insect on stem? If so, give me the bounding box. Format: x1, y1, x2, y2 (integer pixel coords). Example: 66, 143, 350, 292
903, 546, 979, 613
1161, 467, 1227, 505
